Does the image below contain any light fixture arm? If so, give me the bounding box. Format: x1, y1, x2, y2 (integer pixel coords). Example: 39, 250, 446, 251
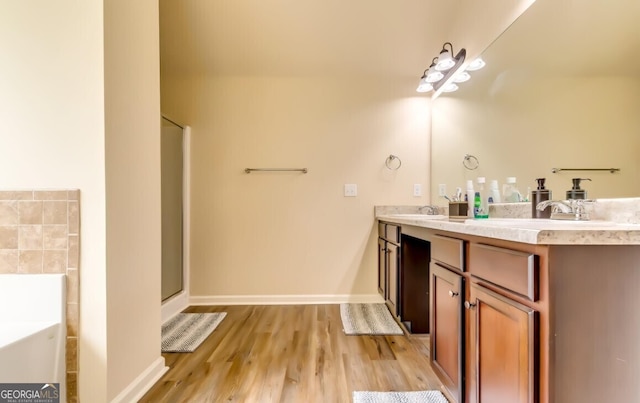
441, 42, 454, 54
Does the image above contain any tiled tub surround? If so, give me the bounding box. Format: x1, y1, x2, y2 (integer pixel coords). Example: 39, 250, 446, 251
0, 190, 79, 403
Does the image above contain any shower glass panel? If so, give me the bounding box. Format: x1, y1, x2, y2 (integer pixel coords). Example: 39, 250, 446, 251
161, 117, 184, 301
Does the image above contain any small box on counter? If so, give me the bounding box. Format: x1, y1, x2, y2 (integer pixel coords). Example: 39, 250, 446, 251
448, 202, 468, 221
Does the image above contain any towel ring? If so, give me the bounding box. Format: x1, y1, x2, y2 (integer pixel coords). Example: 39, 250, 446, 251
463, 154, 479, 170
385, 154, 402, 170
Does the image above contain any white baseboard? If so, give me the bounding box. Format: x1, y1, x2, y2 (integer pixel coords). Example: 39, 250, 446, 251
189, 294, 384, 306
110, 356, 168, 403
161, 291, 189, 323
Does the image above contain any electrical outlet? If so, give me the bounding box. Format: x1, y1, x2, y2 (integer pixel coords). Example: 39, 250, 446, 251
413, 184, 422, 197
438, 184, 447, 197
344, 184, 358, 197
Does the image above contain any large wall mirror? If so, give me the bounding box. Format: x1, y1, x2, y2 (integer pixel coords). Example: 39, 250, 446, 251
431, 0, 640, 203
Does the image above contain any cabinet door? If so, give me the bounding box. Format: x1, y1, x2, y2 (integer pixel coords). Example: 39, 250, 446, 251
467, 283, 538, 403
430, 263, 464, 403
378, 238, 387, 299
386, 243, 399, 316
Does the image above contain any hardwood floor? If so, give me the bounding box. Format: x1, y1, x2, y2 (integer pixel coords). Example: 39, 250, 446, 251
140, 305, 443, 403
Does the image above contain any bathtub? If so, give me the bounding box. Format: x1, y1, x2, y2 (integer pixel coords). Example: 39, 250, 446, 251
0, 274, 66, 401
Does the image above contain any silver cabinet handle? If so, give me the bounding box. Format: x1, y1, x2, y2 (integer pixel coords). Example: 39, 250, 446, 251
464, 301, 476, 310
448, 290, 459, 298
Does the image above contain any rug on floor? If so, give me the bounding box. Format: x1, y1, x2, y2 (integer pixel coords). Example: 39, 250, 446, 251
161, 312, 226, 353
340, 303, 403, 335
353, 390, 448, 403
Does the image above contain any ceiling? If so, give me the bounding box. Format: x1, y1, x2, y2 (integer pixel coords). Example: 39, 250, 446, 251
159, 0, 461, 79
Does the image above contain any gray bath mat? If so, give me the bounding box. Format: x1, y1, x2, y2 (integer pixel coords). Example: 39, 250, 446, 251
340, 303, 403, 335
353, 390, 448, 403
161, 312, 226, 352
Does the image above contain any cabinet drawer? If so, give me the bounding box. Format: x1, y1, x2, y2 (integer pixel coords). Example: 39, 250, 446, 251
469, 243, 538, 301
431, 234, 465, 271
378, 222, 386, 237
386, 224, 400, 244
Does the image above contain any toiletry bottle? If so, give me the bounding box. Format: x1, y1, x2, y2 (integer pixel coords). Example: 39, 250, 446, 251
531, 178, 552, 218
474, 177, 489, 219
466, 180, 475, 217
488, 179, 501, 203
566, 178, 591, 199
502, 177, 522, 202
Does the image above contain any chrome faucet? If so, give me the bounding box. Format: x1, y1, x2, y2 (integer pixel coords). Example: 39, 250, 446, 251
419, 205, 441, 215
536, 199, 594, 220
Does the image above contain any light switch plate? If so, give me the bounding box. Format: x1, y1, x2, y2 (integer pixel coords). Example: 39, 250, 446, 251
413, 184, 422, 197
344, 184, 358, 197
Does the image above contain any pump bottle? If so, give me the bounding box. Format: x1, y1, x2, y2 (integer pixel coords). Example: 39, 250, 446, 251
531, 178, 552, 218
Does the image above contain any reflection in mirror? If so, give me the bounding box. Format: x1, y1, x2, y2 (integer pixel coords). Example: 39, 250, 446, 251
431, 0, 640, 204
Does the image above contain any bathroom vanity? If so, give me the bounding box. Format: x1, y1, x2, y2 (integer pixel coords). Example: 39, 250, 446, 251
376, 211, 640, 403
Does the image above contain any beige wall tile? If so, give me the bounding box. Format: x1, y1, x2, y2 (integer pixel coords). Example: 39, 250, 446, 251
0, 201, 18, 225
67, 190, 79, 201
66, 337, 78, 371
34, 190, 68, 200
19, 225, 43, 249
43, 201, 68, 225
68, 235, 79, 269
43, 250, 66, 273
68, 201, 79, 235
0, 191, 33, 200
19, 201, 43, 224
18, 250, 42, 273
0, 250, 19, 273
43, 225, 68, 249
66, 303, 78, 337
66, 268, 78, 303
0, 226, 18, 249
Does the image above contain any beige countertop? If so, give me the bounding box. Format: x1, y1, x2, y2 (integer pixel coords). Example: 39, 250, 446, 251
375, 213, 640, 245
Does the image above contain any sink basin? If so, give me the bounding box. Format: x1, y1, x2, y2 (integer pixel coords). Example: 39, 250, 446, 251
464, 218, 615, 228
387, 214, 447, 220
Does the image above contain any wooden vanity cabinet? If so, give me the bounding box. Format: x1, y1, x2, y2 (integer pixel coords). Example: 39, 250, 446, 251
378, 222, 400, 316
429, 234, 466, 402
430, 261, 464, 403
467, 283, 538, 403
426, 232, 540, 403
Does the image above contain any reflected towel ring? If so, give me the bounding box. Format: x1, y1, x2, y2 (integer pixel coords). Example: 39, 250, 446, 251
463, 154, 479, 170
385, 154, 402, 170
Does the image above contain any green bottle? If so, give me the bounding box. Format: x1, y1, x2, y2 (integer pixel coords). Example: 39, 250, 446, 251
473, 177, 489, 219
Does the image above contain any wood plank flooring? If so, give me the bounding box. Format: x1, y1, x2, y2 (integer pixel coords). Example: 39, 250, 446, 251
140, 304, 443, 403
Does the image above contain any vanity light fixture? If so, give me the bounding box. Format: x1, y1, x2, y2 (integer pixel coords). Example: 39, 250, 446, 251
416, 42, 485, 97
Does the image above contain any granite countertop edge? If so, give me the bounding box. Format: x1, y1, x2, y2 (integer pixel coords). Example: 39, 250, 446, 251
375, 214, 640, 246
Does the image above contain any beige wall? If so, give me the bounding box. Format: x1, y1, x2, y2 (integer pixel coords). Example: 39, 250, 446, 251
432, 76, 640, 202
104, 0, 162, 400
161, 76, 430, 298
1, 1, 163, 402
0, 2, 108, 400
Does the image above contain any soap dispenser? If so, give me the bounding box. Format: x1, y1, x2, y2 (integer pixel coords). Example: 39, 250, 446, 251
531, 178, 552, 218
566, 178, 591, 200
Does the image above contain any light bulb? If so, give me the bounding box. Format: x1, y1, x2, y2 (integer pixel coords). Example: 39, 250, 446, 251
441, 83, 459, 93
452, 71, 470, 83
435, 50, 455, 71
466, 58, 486, 71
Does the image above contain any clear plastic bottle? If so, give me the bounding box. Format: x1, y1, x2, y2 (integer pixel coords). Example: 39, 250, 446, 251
466, 180, 474, 217
474, 177, 489, 218
488, 179, 501, 203
502, 177, 522, 202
